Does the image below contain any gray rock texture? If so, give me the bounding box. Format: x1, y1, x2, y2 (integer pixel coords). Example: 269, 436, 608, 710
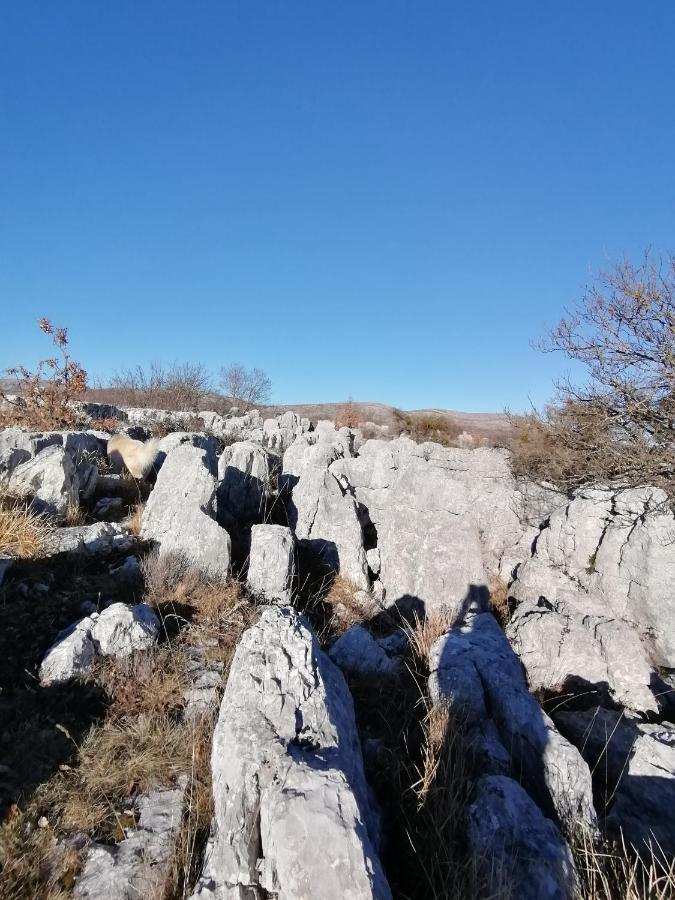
508, 486, 675, 712
467, 775, 575, 900
74, 785, 184, 899
141, 444, 231, 580
43, 522, 134, 558
246, 524, 296, 603
191, 605, 391, 900
329, 625, 400, 676
288, 468, 369, 590
40, 602, 160, 684
4, 444, 80, 516
429, 612, 596, 831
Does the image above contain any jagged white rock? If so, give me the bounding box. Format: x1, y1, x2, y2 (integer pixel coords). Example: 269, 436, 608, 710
191, 605, 391, 900
141, 444, 231, 580
40, 603, 160, 684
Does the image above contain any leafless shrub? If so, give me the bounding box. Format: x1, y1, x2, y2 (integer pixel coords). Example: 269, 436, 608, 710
0, 319, 87, 430
511, 252, 675, 503
99, 362, 211, 412
218, 364, 271, 412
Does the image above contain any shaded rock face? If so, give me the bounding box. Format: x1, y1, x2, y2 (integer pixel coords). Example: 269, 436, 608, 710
428, 612, 597, 832
508, 486, 675, 713
556, 708, 675, 857
216, 441, 279, 546
191, 606, 391, 900
246, 524, 295, 603
141, 444, 231, 580
329, 625, 400, 677
468, 775, 575, 900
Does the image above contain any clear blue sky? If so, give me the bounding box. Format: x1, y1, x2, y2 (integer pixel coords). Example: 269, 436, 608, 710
1, 3, 674, 411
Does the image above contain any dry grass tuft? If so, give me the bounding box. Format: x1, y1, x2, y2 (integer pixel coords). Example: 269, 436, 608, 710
572, 827, 675, 900
407, 696, 505, 899
319, 575, 379, 637
0, 495, 55, 558
63, 500, 86, 528
140, 551, 248, 630
488, 575, 511, 627
127, 501, 145, 536
405, 610, 455, 662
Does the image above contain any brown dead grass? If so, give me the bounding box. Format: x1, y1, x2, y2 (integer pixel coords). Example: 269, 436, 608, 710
405, 610, 455, 662
320, 575, 379, 637
127, 501, 145, 536
572, 827, 675, 900
0, 495, 55, 558
0, 552, 256, 899
488, 575, 511, 627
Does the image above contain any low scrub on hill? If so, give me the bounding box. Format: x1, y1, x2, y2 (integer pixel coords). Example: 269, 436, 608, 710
394, 410, 461, 446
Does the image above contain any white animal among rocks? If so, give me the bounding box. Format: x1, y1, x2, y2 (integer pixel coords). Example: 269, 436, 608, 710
107, 435, 159, 479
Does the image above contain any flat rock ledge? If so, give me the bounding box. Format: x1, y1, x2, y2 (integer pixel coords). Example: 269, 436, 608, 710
190, 605, 392, 900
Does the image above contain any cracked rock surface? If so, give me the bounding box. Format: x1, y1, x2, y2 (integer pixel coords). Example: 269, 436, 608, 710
191, 605, 391, 900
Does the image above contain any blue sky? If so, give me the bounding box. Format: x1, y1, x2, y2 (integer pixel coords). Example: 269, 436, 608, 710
1, 2, 674, 411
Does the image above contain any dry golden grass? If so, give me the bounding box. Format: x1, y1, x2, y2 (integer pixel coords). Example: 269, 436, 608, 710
488, 574, 511, 627
321, 575, 374, 634
128, 501, 145, 536
59, 714, 193, 836
572, 828, 675, 900
0, 495, 54, 558
405, 609, 455, 662
0, 550, 257, 898
63, 500, 86, 527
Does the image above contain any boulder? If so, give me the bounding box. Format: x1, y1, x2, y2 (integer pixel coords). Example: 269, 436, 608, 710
39, 603, 161, 684
141, 444, 231, 580
556, 708, 675, 856
329, 625, 400, 676
511, 487, 675, 668
376, 459, 487, 618
506, 589, 659, 715
288, 468, 369, 590
429, 612, 597, 831
467, 775, 575, 900
43, 522, 133, 558
191, 605, 391, 900
4, 444, 79, 516
247, 524, 296, 603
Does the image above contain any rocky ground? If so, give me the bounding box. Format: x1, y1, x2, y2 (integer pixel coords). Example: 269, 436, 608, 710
0, 401, 674, 899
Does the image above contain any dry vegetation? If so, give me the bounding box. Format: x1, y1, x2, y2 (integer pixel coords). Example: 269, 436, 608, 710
0, 552, 257, 899
0, 319, 87, 431
394, 409, 461, 446
0, 495, 54, 558
510, 252, 675, 505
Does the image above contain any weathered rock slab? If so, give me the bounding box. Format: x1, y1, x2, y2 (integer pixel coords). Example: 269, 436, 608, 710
191, 605, 391, 900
